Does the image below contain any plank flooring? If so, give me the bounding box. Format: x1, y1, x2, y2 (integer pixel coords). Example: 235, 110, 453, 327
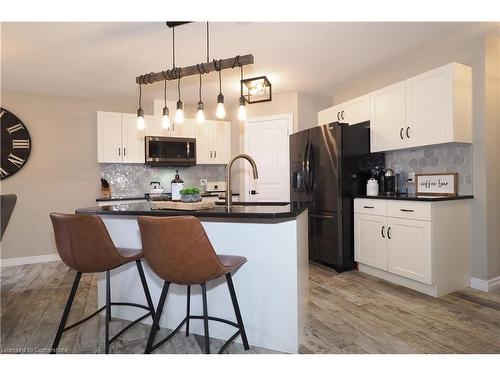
1, 261, 499, 354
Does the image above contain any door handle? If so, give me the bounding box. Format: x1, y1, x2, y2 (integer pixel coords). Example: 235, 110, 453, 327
210, 151, 213, 158
341, 110, 345, 120
381, 225, 385, 238
186, 142, 190, 158
214, 150, 217, 158
363, 205, 374, 209
406, 126, 410, 139
387, 227, 392, 239
400, 128, 404, 140
123, 147, 126, 157
118, 148, 121, 156
400, 208, 414, 212
310, 213, 336, 219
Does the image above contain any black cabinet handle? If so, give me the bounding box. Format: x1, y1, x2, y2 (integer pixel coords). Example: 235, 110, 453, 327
210, 151, 213, 158
214, 150, 217, 158
337, 112, 340, 121
406, 126, 410, 138
118, 148, 121, 156
400, 128, 404, 140
363, 205, 374, 209
387, 227, 392, 239
124, 148, 126, 157
400, 208, 414, 212
381, 225, 385, 238
341, 110, 345, 120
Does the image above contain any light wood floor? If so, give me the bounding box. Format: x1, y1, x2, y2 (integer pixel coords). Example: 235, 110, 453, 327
1, 261, 499, 354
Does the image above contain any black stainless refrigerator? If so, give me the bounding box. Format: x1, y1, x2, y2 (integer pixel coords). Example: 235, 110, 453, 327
290, 122, 384, 272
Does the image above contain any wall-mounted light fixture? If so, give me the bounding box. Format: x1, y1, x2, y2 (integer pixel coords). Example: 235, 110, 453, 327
241, 76, 272, 104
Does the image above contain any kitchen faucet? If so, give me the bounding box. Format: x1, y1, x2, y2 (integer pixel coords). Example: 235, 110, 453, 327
225, 154, 259, 208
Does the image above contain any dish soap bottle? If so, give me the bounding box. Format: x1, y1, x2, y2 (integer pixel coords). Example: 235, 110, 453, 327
171, 170, 184, 201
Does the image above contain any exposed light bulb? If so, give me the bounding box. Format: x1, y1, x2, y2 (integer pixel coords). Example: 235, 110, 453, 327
162, 107, 170, 129
137, 108, 145, 130
175, 100, 184, 124
216, 93, 225, 119
196, 101, 205, 124
237, 97, 247, 121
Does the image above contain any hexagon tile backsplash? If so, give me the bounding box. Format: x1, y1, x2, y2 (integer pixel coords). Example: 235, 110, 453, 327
385, 144, 472, 195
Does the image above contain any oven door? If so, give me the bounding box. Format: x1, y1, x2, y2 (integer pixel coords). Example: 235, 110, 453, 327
145, 136, 196, 166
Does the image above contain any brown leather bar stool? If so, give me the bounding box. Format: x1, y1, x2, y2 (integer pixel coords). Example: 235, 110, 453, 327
49, 213, 156, 354
138, 216, 250, 354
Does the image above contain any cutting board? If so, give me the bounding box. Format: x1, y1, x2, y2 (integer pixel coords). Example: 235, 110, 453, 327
151, 200, 215, 211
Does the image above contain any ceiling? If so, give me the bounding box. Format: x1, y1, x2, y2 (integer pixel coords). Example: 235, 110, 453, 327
2, 22, 498, 105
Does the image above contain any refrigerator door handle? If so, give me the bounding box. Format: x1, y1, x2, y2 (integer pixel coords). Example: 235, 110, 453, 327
310, 213, 337, 219
303, 141, 310, 193
306, 142, 313, 193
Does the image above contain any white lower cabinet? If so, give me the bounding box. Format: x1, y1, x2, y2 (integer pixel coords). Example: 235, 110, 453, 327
354, 214, 388, 270
386, 217, 432, 284
354, 198, 470, 297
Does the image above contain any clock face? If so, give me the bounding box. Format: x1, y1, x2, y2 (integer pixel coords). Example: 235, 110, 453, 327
1, 108, 32, 180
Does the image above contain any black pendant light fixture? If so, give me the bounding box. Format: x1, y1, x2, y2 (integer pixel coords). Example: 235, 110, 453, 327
161, 77, 171, 129
136, 82, 145, 130
215, 59, 225, 119
241, 76, 272, 104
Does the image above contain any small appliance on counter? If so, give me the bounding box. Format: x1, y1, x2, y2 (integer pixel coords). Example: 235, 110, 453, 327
383, 168, 396, 195
366, 178, 379, 196
171, 170, 184, 201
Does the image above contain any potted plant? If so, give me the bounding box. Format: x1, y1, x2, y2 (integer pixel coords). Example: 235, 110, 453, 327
179, 187, 202, 203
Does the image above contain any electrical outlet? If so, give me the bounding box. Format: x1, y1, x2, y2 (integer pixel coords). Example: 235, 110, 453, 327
200, 179, 207, 187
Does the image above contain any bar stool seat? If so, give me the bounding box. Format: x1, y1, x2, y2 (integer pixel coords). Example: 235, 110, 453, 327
49, 213, 156, 354
138, 216, 250, 354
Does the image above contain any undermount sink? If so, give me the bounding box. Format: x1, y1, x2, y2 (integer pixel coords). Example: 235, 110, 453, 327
215, 201, 289, 206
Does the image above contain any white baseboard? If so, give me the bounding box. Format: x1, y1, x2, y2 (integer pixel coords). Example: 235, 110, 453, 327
0, 253, 61, 267
470, 276, 500, 292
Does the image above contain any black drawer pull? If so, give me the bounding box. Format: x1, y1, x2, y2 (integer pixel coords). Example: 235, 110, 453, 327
363, 205, 374, 209
387, 227, 392, 239
400, 209, 415, 212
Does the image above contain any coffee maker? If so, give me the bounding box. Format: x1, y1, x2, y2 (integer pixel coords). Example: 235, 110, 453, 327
383, 168, 397, 195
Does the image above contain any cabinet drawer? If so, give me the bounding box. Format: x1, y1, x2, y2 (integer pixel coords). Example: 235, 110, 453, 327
387, 201, 431, 221
354, 199, 387, 216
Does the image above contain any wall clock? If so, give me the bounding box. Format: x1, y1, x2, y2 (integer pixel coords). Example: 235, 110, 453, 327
1, 108, 32, 180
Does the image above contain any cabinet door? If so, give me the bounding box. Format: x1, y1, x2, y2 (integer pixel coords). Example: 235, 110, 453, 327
195, 120, 214, 164
144, 115, 170, 137
340, 94, 370, 125
405, 65, 452, 148
387, 217, 432, 284
172, 118, 196, 138
212, 120, 232, 164
354, 213, 388, 270
369, 82, 406, 152
318, 105, 341, 126
97, 111, 123, 163
121, 114, 145, 163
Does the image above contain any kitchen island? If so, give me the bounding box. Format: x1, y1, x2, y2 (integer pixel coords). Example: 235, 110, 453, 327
76, 202, 309, 353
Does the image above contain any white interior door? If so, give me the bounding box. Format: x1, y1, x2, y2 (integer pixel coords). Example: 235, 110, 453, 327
244, 114, 293, 202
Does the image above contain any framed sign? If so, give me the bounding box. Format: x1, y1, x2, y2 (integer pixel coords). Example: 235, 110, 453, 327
415, 173, 458, 196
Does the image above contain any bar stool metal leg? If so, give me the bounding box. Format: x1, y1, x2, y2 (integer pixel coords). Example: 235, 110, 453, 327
185, 285, 191, 336
145, 281, 170, 354
136, 260, 156, 322
105, 270, 111, 353
51, 272, 82, 354
201, 283, 210, 354
226, 273, 250, 350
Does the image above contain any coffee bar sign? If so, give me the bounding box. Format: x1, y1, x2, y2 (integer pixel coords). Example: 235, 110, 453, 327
415, 173, 458, 196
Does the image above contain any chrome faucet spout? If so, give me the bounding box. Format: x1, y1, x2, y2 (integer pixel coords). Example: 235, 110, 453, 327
225, 154, 259, 208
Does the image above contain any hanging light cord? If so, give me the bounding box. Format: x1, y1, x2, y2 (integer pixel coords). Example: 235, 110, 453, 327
214, 59, 223, 95
172, 26, 176, 68
206, 22, 210, 63
164, 79, 167, 105
138, 83, 142, 108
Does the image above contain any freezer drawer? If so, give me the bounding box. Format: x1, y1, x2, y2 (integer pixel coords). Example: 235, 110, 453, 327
309, 211, 342, 266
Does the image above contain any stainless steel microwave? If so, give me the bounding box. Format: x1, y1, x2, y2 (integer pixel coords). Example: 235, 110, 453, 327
145, 136, 196, 166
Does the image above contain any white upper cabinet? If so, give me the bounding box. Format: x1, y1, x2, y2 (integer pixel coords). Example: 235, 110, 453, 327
370, 62, 472, 152
171, 118, 196, 138
317, 94, 370, 126
370, 81, 407, 152
121, 114, 145, 163
339, 94, 370, 125
195, 120, 231, 164
318, 105, 341, 126
144, 115, 169, 137
97, 111, 144, 163
97, 111, 123, 163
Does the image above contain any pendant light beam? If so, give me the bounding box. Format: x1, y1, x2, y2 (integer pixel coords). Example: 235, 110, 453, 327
136, 54, 254, 85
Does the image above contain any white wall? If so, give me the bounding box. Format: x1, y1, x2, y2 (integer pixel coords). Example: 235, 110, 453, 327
0, 90, 144, 260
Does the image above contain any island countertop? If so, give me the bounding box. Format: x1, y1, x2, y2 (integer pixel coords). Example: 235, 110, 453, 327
76, 201, 308, 220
